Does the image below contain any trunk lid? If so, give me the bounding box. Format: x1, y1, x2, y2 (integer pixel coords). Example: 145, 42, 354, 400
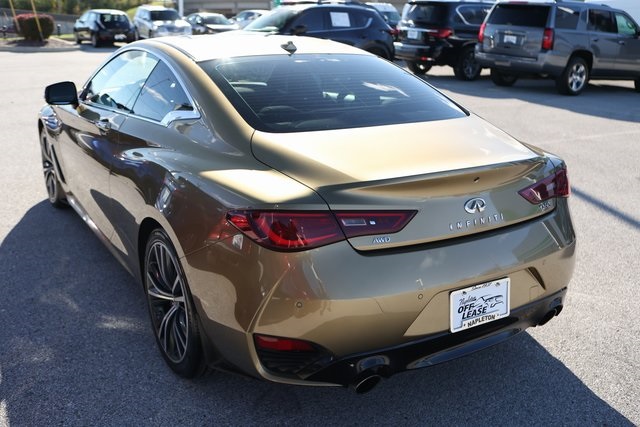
251, 115, 555, 250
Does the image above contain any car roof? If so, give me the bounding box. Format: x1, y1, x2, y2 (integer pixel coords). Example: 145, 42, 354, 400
148, 32, 371, 62
138, 4, 177, 10
88, 9, 128, 14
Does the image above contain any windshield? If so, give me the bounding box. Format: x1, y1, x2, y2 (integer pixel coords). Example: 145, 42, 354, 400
244, 8, 298, 32
200, 54, 465, 133
150, 10, 180, 21
401, 3, 448, 25
203, 15, 232, 25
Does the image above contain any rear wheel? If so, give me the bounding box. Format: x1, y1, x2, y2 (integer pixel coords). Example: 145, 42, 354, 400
556, 56, 589, 95
40, 128, 66, 208
144, 229, 206, 378
91, 32, 99, 47
453, 46, 481, 81
406, 60, 432, 75
490, 68, 517, 87
74, 32, 81, 44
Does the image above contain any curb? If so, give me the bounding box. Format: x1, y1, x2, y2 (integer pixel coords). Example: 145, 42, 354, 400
0, 37, 80, 53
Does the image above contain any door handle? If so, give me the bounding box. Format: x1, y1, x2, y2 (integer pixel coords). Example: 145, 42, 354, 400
95, 118, 111, 131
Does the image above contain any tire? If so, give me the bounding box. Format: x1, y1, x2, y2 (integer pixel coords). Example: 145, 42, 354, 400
406, 60, 432, 75
490, 68, 517, 87
148, 30, 153, 39
40, 128, 67, 208
366, 47, 390, 60
74, 32, 81, 44
144, 229, 205, 378
634, 79, 640, 93
453, 46, 481, 81
556, 56, 589, 96
91, 33, 99, 48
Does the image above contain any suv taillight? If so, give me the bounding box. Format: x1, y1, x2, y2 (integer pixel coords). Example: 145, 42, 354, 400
478, 22, 486, 43
542, 28, 554, 50
425, 28, 453, 39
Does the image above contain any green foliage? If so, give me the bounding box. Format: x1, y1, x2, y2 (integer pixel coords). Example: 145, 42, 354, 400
14, 13, 54, 40
1, 0, 146, 15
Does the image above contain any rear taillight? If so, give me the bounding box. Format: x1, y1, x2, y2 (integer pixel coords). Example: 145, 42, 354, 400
478, 22, 486, 43
518, 167, 570, 204
542, 28, 554, 50
227, 210, 416, 251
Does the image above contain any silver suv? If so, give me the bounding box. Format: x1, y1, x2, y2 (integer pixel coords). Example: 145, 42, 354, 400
133, 5, 192, 39
475, 1, 640, 95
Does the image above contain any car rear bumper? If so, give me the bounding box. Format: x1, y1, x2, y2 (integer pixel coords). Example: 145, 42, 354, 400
475, 50, 565, 76
394, 41, 446, 63
185, 200, 576, 386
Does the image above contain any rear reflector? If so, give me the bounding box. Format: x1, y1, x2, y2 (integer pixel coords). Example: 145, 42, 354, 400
255, 334, 316, 352
518, 167, 570, 204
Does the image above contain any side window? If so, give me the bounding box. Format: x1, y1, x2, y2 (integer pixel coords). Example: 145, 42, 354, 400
457, 5, 488, 26
588, 9, 616, 33
293, 9, 324, 32
615, 12, 638, 36
329, 11, 352, 28
133, 61, 193, 122
83, 50, 158, 112
350, 11, 372, 28
555, 6, 580, 30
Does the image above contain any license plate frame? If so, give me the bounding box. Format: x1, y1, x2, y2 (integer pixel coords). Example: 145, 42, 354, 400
407, 29, 419, 40
450, 278, 510, 333
503, 34, 517, 44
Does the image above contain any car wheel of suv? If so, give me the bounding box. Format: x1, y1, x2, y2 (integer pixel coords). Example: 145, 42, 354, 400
144, 229, 206, 378
453, 46, 481, 81
91, 33, 99, 48
74, 32, 81, 44
556, 57, 589, 96
490, 69, 517, 87
406, 61, 432, 75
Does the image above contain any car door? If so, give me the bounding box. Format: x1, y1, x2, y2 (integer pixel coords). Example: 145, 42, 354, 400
75, 11, 91, 40
107, 58, 200, 265
613, 11, 640, 75
587, 8, 622, 75
55, 50, 158, 241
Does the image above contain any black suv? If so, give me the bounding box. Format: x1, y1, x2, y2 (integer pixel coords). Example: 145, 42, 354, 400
476, 1, 640, 95
394, 0, 493, 80
73, 9, 135, 47
243, 3, 396, 60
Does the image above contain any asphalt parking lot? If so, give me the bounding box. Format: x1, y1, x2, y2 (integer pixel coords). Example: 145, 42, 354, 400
0, 46, 638, 426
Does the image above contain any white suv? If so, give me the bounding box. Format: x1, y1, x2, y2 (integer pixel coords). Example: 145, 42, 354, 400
133, 5, 192, 39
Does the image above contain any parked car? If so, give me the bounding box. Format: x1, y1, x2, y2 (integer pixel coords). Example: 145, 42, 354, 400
395, 0, 493, 80
73, 9, 135, 47
243, 3, 395, 59
39, 32, 575, 393
476, 0, 640, 95
133, 5, 192, 39
229, 9, 268, 28
366, 2, 401, 27
186, 12, 239, 34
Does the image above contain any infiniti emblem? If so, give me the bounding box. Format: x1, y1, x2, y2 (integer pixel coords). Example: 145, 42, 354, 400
464, 198, 487, 214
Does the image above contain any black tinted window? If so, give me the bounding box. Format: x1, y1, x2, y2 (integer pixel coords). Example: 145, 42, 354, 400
293, 9, 324, 31
133, 62, 193, 122
555, 6, 580, 30
401, 3, 448, 25
150, 10, 180, 21
488, 5, 550, 27
201, 54, 465, 133
456, 5, 489, 26
588, 9, 616, 33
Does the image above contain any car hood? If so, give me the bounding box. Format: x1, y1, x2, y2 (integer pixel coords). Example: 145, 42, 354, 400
251, 115, 554, 249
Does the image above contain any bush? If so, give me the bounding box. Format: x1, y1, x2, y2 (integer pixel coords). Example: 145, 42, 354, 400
14, 13, 54, 40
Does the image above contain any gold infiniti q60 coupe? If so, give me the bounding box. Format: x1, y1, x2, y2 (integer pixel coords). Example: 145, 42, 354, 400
39, 33, 575, 393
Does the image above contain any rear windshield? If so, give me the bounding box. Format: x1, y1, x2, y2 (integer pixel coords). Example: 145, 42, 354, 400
150, 10, 180, 21
199, 54, 465, 133
487, 4, 550, 27
401, 3, 448, 25
99, 13, 129, 27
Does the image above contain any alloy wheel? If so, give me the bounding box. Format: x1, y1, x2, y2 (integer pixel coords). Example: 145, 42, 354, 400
145, 238, 190, 364
40, 129, 65, 207
568, 62, 587, 93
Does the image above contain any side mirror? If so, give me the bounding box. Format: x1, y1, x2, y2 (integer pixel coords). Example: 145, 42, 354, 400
45, 81, 78, 106
292, 24, 307, 35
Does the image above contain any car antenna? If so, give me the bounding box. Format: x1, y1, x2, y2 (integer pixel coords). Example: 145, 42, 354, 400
281, 40, 297, 55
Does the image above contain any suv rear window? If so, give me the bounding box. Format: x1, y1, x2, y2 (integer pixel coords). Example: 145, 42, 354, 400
487, 4, 550, 27
201, 54, 465, 133
555, 6, 580, 30
401, 3, 448, 25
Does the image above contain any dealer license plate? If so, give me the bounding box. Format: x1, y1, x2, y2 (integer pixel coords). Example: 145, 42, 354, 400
407, 29, 419, 39
114, 34, 126, 41
503, 34, 517, 44
450, 278, 510, 333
